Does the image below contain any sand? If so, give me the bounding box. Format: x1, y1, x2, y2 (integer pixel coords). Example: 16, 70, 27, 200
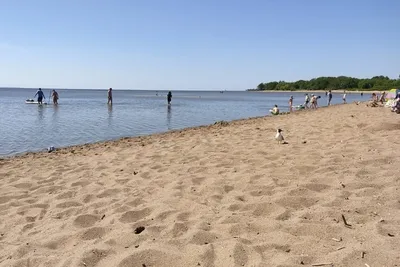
0, 103, 399, 267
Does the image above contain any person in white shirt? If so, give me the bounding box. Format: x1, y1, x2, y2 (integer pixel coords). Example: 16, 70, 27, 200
304, 94, 310, 108
342, 91, 347, 104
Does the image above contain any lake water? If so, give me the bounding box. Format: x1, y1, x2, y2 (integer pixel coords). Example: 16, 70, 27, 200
0, 88, 366, 156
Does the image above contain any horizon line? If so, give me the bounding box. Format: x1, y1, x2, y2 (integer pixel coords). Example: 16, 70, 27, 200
0, 87, 244, 91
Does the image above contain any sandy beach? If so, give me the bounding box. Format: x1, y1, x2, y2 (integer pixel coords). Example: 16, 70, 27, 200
0, 103, 399, 267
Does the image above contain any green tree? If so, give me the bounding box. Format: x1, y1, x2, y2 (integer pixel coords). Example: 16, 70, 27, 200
249, 75, 399, 91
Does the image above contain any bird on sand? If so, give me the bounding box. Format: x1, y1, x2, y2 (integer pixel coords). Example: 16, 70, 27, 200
275, 129, 284, 144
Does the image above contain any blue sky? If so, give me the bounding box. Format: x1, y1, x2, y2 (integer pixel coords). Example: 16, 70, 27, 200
0, 0, 399, 90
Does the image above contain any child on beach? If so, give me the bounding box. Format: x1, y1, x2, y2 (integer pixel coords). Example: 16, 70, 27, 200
342, 91, 347, 104
288, 96, 293, 112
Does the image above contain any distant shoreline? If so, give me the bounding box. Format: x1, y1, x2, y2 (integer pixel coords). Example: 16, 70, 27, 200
249, 89, 378, 94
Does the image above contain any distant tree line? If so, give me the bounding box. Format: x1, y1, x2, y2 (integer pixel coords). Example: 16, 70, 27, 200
249, 76, 400, 91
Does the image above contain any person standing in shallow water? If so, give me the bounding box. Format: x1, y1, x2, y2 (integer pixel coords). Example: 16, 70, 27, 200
34, 88, 45, 104
327, 90, 333, 106
167, 91, 172, 105
288, 96, 293, 112
51, 90, 59, 105
107, 88, 113, 104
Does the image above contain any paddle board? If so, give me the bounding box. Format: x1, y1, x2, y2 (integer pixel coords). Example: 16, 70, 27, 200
25, 99, 48, 105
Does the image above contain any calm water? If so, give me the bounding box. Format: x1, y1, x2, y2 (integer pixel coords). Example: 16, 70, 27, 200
0, 88, 366, 156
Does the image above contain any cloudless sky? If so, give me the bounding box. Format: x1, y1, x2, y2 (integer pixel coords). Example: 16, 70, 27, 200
0, 0, 399, 90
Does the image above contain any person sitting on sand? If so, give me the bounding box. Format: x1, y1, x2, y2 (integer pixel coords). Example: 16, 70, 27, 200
270, 104, 279, 115
391, 94, 400, 113
51, 90, 59, 105
288, 96, 293, 112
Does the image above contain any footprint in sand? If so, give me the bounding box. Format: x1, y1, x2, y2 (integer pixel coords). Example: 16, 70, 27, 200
81, 227, 107, 240
97, 188, 121, 198
0, 196, 13, 204
176, 211, 191, 222
303, 183, 331, 192
80, 249, 112, 267
74, 214, 100, 228
119, 208, 152, 223
276, 196, 318, 209
13, 182, 33, 189
56, 191, 77, 200
171, 222, 190, 238
233, 243, 248, 266
117, 249, 181, 267
56, 201, 83, 209
189, 230, 218, 245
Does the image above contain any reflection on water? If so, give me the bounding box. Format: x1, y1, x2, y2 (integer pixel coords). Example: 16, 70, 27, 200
37, 105, 44, 121
108, 104, 113, 117
52, 104, 59, 117
107, 104, 113, 126
167, 105, 172, 129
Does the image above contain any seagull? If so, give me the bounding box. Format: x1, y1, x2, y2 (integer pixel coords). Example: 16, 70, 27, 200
275, 129, 284, 144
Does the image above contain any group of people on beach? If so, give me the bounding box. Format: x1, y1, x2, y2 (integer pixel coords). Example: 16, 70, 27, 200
34, 88, 173, 106
271, 91, 348, 115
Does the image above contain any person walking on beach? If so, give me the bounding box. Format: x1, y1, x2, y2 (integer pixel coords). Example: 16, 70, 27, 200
310, 94, 316, 109
167, 91, 172, 105
304, 94, 310, 108
34, 88, 45, 104
288, 95, 293, 112
342, 91, 347, 104
379, 91, 386, 103
107, 88, 113, 105
327, 90, 333, 106
51, 90, 59, 105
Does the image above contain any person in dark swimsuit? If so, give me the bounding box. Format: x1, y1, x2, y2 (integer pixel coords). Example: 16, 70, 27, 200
167, 91, 172, 105
34, 88, 45, 104
107, 88, 113, 104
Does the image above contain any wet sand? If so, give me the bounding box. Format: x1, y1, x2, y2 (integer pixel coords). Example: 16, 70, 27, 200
0, 102, 399, 267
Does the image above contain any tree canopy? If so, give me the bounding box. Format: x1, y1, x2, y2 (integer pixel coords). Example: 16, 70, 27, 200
249, 76, 400, 91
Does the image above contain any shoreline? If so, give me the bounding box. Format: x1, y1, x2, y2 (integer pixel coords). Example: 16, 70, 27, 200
0, 102, 350, 160
250, 89, 379, 94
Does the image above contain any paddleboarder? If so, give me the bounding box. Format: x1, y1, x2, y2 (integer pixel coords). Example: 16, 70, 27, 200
34, 88, 45, 104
